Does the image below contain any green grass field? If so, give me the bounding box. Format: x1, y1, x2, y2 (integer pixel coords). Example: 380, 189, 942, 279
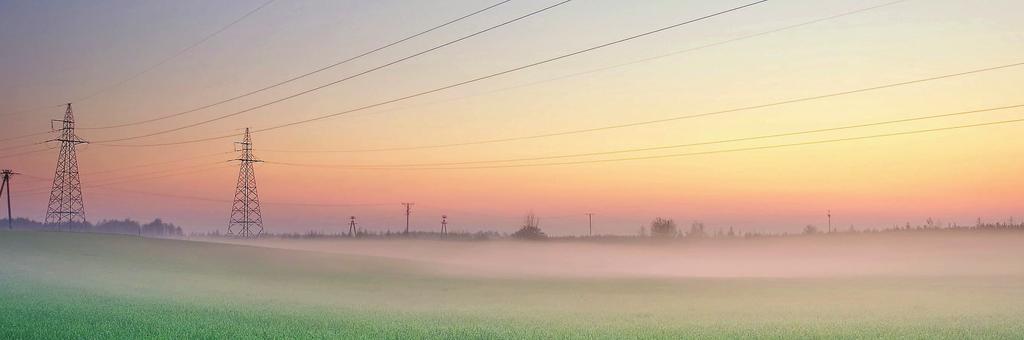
1, 231, 1022, 339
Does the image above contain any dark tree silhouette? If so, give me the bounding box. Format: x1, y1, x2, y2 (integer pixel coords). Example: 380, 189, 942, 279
650, 217, 677, 238
3, 217, 182, 236
512, 213, 546, 240
802, 224, 819, 235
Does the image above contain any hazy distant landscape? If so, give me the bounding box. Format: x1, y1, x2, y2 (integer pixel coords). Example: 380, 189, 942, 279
2, 230, 1022, 338
3, 0, 1023, 338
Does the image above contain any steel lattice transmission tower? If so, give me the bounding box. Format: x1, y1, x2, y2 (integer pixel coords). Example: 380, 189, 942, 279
228, 128, 264, 238
45, 103, 88, 229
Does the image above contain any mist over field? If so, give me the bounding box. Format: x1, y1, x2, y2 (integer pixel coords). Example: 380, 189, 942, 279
3, 0, 1024, 338
213, 232, 1024, 278
2, 230, 1023, 339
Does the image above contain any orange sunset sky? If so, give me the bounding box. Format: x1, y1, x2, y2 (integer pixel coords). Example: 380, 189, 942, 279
1, 0, 1022, 235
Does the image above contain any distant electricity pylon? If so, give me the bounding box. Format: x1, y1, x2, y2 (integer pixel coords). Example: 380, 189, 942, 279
827, 209, 832, 233
348, 216, 357, 237
1, 169, 19, 229
227, 128, 263, 238
402, 202, 414, 234
441, 215, 448, 237
45, 103, 87, 230
586, 212, 594, 237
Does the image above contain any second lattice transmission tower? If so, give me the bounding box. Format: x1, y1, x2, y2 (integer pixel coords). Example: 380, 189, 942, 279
45, 103, 88, 229
228, 128, 264, 238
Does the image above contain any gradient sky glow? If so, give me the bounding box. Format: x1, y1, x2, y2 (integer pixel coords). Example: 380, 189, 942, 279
1, 0, 1023, 235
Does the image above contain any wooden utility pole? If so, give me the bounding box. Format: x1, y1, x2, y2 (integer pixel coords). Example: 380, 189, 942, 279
827, 209, 832, 233
402, 203, 414, 234
586, 213, 594, 237
0, 169, 18, 229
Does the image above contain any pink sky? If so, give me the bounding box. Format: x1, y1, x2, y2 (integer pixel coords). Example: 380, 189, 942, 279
1, 0, 1023, 234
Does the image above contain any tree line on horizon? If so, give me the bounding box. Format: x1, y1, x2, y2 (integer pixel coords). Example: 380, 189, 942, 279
516, 214, 1024, 241
299, 214, 1024, 241
54, 213, 1019, 241
636, 216, 1024, 240
2, 217, 183, 237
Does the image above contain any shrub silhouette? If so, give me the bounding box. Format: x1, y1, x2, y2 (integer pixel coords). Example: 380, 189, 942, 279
512, 213, 546, 240
650, 217, 677, 238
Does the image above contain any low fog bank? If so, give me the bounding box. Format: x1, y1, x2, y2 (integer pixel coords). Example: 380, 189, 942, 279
204, 232, 1024, 278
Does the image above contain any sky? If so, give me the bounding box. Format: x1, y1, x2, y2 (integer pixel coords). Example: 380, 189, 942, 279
1, 0, 1022, 235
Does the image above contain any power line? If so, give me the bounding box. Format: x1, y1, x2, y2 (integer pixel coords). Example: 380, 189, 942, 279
16, 155, 233, 192
78, 0, 514, 130
94, 0, 769, 147
0, 141, 46, 153
3, 0, 894, 145
75, 0, 279, 103
0, 0, 276, 118
92, 187, 395, 207
266, 113, 1024, 170
18, 161, 231, 194
84, 151, 233, 176
258, 0, 913, 154
0, 130, 53, 143
0, 145, 54, 159
18, 159, 229, 194
15, 173, 51, 182
264, 103, 1024, 168
0, 129, 229, 162
0, 103, 64, 119
88, 0, 572, 143
88, 187, 215, 204
13, 150, 234, 191
416, 117, 1024, 169
264, 60, 1024, 153
91, 161, 229, 184
18, 163, 233, 196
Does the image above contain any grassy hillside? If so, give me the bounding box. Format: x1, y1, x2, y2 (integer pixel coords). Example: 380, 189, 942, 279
0, 231, 1022, 339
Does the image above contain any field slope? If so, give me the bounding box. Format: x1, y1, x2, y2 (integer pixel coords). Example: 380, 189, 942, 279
0, 231, 1022, 339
